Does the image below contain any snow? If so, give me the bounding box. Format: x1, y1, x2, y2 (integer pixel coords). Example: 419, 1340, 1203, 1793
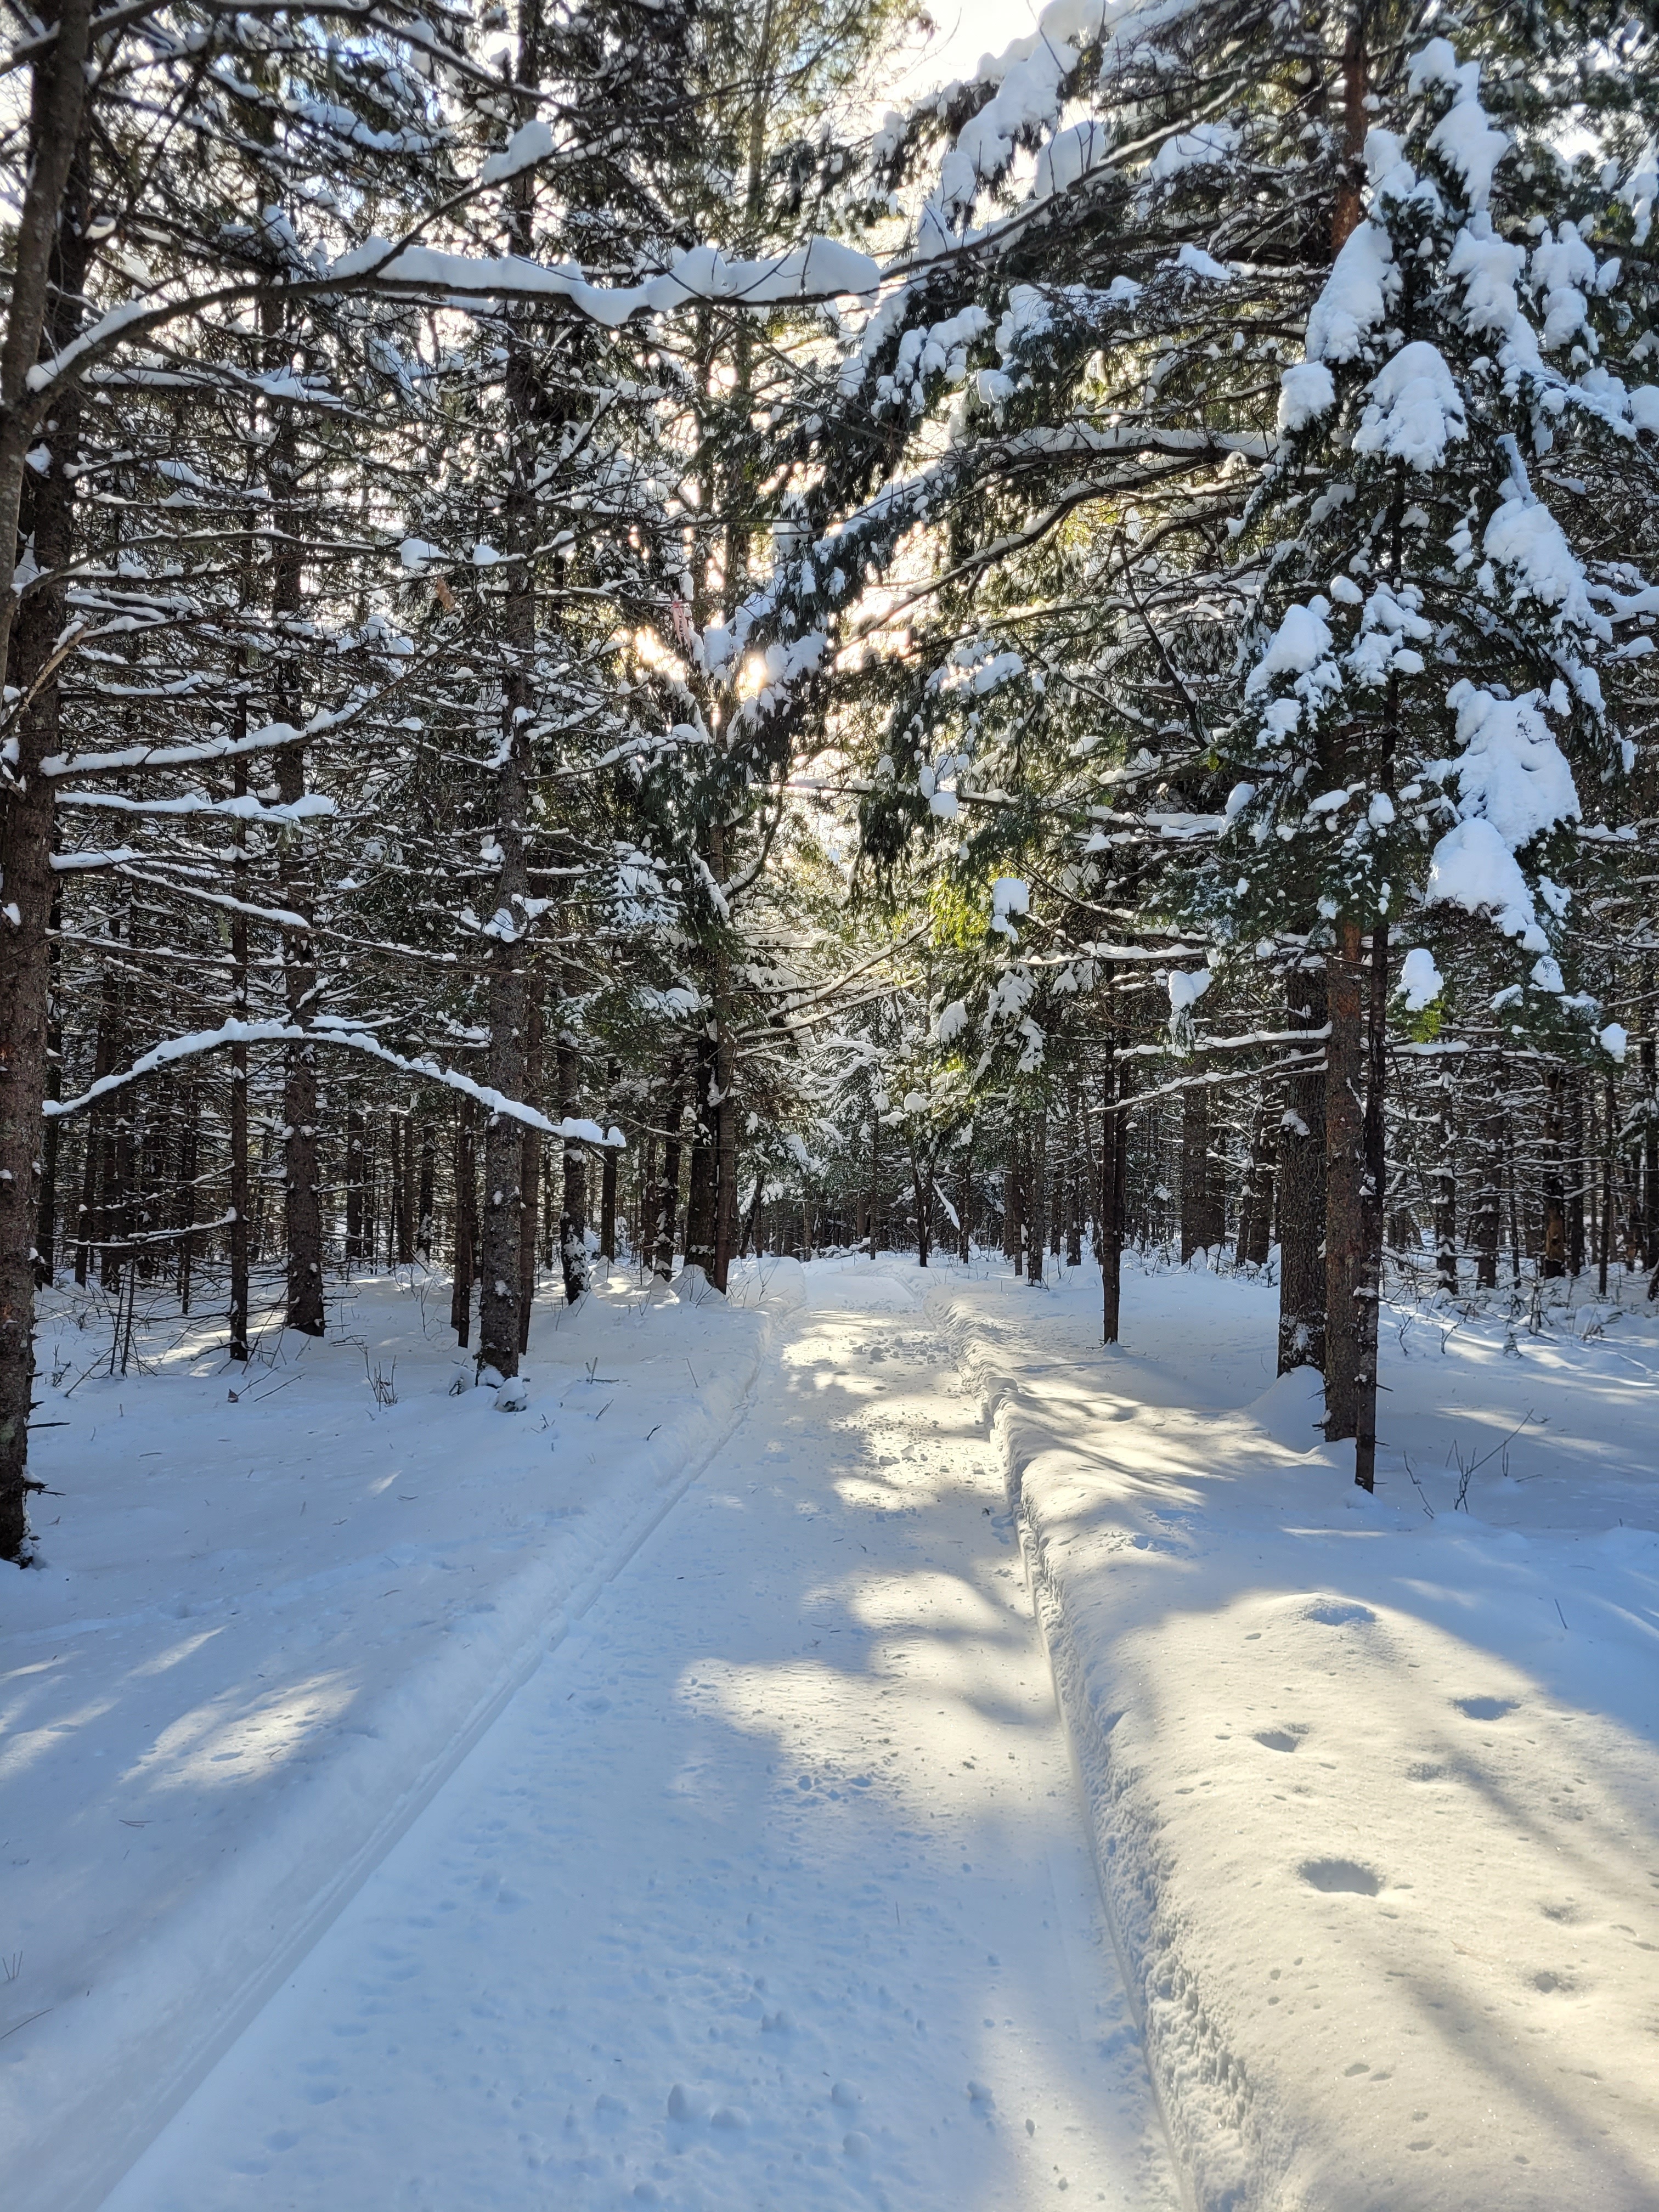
1276, 361, 1334, 435
945, 1256, 1659, 2211
42, 1018, 624, 1141
324, 235, 878, 329
1482, 494, 1606, 637
1304, 222, 1396, 365
1395, 945, 1444, 1010
15, 1264, 1176, 2212
1244, 598, 1333, 696
1408, 41, 1509, 210
1351, 340, 1466, 471
1166, 965, 1212, 1013
4, 1270, 778, 2212
7, 1255, 1659, 2211
478, 117, 554, 187
1425, 817, 1548, 949
1446, 218, 1539, 374
1437, 682, 1580, 849
1145, 122, 1237, 185
1173, 243, 1232, 283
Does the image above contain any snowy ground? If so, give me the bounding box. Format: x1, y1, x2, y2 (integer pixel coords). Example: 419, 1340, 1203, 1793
941, 1255, 1659, 2211
4, 1265, 778, 2212
5, 1251, 1657, 2211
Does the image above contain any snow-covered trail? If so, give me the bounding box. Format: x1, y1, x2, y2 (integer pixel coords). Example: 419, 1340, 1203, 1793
101, 1262, 1177, 2212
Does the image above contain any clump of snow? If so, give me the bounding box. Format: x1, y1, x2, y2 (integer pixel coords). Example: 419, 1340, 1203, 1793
1245, 598, 1333, 696
1146, 121, 1238, 185
1277, 361, 1335, 435
1352, 340, 1466, 471
478, 117, 554, 186
1441, 682, 1580, 847
1174, 242, 1232, 283
1167, 965, 1212, 1013
1304, 222, 1396, 364
1408, 40, 1509, 211
1483, 494, 1606, 637
1396, 946, 1444, 1011
1425, 817, 1547, 949
1532, 222, 1598, 351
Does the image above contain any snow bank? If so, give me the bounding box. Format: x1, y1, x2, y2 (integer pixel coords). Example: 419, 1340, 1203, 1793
2, 1269, 788, 2212
930, 1262, 1659, 2212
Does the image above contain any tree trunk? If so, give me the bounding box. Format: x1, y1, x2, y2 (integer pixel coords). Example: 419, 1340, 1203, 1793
33, 877, 63, 1287
1324, 923, 1365, 1440
868, 1105, 884, 1257
957, 1133, 973, 1263
345, 1098, 365, 1265
0, 59, 94, 1554
1472, 1087, 1502, 1291
1566, 1073, 1585, 1277
655, 1072, 685, 1281
1180, 1081, 1215, 1263
1102, 1039, 1130, 1345
1542, 1065, 1567, 1280
417, 1131, 436, 1261
450, 1104, 478, 1347
1354, 920, 1388, 1493
1004, 1131, 1022, 1267
599, 1058, 619, 1263
1026, 1111, 1047, 1284
517, 982, 544, 1355
176, 1080, 200, 1316
1278, 964, 1328, 1375
557, 1003, 590, 1304
1432, 1069, 1458, 1295
1237, 1102, 1277, 1268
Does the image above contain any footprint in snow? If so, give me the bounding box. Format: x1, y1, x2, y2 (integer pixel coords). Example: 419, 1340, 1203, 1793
1454, 1695, 1516, 1720
1300, 1858, 1383, 1897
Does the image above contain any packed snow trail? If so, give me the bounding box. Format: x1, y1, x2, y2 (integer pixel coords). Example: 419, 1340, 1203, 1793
101, 1262, 1178, 2212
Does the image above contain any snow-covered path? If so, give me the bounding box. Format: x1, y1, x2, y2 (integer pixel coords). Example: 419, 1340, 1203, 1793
101, 1263, 1176, 2212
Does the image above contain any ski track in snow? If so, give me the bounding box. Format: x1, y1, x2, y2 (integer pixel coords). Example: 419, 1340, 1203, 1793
99, 1262, 1178, 2212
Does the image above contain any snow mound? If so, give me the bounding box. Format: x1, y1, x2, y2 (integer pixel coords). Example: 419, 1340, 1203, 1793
1245, 1364, 1326, 1453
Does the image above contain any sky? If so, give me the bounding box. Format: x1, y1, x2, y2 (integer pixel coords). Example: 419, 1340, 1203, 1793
881, 0, 1039, 101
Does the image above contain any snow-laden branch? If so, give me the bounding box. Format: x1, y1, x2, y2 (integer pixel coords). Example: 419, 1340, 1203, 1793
325, 234, 879, 327
42, 706, 353, 780
55, 788, 338, 823
46, 1017, 628, 1145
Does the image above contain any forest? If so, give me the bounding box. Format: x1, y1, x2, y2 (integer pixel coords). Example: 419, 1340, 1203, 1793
3, 0, 1659, 2205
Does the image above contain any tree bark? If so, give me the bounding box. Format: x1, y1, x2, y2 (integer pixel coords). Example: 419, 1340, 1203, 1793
1324, 923, 1365, 1440
517, 981, 544, 1355
1026, 1110, 1047, 1284
1181, 1081, 1214, 1263
1278, 964, 1328, 1375
1542, 1064, 1567, 1280
655, 1070, 685, 1280
599, 1058, 619, 1263
1354, 921, 1388, 1492
450, 1104, 478, 1347
0, 69, 93, 1557
1432, 1068, 1459, 1294
557, 994, 590, 1304
1102, 1038, 1130, 1345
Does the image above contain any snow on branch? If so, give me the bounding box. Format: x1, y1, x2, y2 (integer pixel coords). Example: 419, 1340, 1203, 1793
46, 1017, 628, 1145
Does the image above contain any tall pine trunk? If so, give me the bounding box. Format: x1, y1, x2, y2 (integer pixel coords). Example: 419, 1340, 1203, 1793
1323, 922, 1366, 1440
1102, 1035, 1130, 1345
655, 1070, 685, 1280
517, 982, 544, 1354
0, 84, 93, 1557
1026, 1111, 1047, 1284
1278, 964, 1328, 1375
